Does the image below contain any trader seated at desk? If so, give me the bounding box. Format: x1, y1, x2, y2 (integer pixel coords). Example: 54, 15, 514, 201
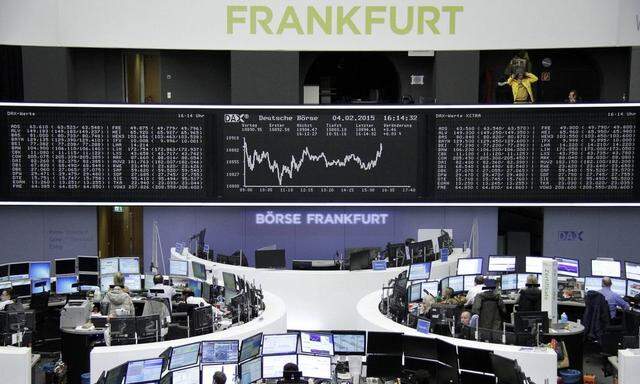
148, 274, 176, 310
101, 272, 135, 317
180, 288, 225, 317
517, 274, 542, 312
600, 276, 630, 319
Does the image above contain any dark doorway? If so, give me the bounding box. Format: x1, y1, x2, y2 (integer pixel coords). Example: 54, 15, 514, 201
497, 207, 543, 258
98, 206, 144, 264
303, 52, 400, 104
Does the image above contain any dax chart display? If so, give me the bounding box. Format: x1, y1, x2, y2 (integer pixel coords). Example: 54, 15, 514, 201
220, 110, 423, 201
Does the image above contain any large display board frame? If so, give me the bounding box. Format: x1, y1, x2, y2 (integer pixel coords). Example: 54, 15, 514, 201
1, 103, 639, 204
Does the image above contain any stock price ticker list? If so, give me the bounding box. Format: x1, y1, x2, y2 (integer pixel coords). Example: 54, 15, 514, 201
221, 111, 422, 201
431, 108, 639, 202
2, 107, 210, 201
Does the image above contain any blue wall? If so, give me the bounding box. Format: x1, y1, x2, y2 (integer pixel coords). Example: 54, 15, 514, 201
543, 207, 640, 276
143, 206, 498, 273
0, 206, 97, 263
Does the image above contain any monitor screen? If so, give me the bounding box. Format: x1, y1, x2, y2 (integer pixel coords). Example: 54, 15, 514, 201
0, 264, 8, 280
591, 259, 621, 278
223, 272, 237, 293
144, 275, 155, 290
457, 258, 483, 275
488, 256, 516, 272
119, 258, 140, 275
124, 274, 142, 291
367, 332, 402, 355
611, 278, 627, 297
239, 358, 262, 384
255, 249, 286, 269
31, 279, 51, 293
170, 260, 188, 276
101, 274, 114, 292
170, 366, 200, 384
332, 331, 366, 355
556, 257, 579, 277
403, 335, 437, 360
100, 258, 119, 275
0, 281, 11, 291
262, 333, 299, 355
584, 276, 602, 292
202, 340, 239, 364
12, 282, 31, 298
55, 258, 76, 275
125, 358, 164, 384
239, 333, 262, 362
408, 283, 422, 302
297, 354, 331, 380
463, 275, 477, 291
627, 279, 640, 297
202, 365, 237, 384
78, 256, 99, 273
169, 343, 201, 370
106, 363, 127, 384
300, 332, 334, 356
408, 262, 431, 281
501, 274, 517, 291
525, 257, 552, 274
56, 275, 78, 294
625, 262, 640, 281
78, 273, 99, 287
262, 355, 297, 379
29, 262, 51, 280
365, 355, 403, 378
422, 281, 439, 297
9, 263, 30, 280
447, 275, 464, 293
192, 262, 206, 280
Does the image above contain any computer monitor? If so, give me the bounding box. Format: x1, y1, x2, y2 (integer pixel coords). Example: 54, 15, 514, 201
408, 262, 431, 281
188, 279, 203, 298
584, 276, 602, 292
124, 274, 142, 291
517, 273, 537, 290
223, 272, 237, 293
239, 333, 262, 362
403, 335, 437, 360
101, 274, 114, 292
125, 358, 164, 384
78, 256, 99, 273
9, 263, 29, 281
55, 258, 76, 275
555, 257, 579, 277
78, 273, 99, 287
31, 279, 50, 293
491, 354, 522, 384
169, 259, 188, 277
56, 275, 78, 294
592, 259, 622, 278
367, 332, 402, 355
365, 355, 402, 378
255, 250, 286, 269
202, 365, 237, 384
627, 279, 640, 297
169, 342, 201, 370
460, 274, 476, 291
501, 274, 517, 291
297, 354, 331, 380
457, 258, 483, 275
202, 340, 239, 364
0, 265, 8, 282
408, 283, 422, 302
408, 240, 435, 261
625, 261, 640, 281
422, 280, 439, 297
332, 331, 366, 355
445, 275, 464, 293
488, 256, 516, 273
514, 311, 550, 333
262, 333, 299, 355
262, 354, 297, 379
29, 262, 51, 280
457, 346, 493, 374
191, 262, 206, 280
169, 366, 200, 384
611, 278, 627, 296
525, 257, 552, 274
144, 275, 155, 291
105, 363, 127, 384
239, 357, 262, 384
12, 281, 31, 298
119, 257, 140, 275
100, 258, 119, 275
348, 249, 371, 271
300, 331, 334, 356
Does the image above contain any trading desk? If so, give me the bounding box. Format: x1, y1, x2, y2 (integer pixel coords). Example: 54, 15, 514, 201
356, 290, 557, 384
175, 247, 470, 330
89, 291, 286, 384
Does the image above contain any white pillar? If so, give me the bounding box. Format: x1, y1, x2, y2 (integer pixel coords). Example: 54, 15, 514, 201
541, 259, 558, 323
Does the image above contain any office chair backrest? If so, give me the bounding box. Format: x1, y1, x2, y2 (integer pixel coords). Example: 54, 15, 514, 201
30, 291, 50, 312
142, 299, 170, 327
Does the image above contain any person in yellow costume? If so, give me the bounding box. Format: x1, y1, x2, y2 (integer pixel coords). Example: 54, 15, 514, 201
505, 69, 538, 103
